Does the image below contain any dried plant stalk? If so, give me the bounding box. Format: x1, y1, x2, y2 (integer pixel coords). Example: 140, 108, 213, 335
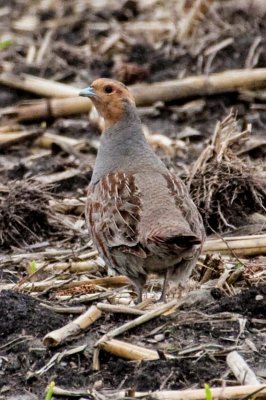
1, 97, 92, 122
51, 384, 266, 399
95, 300, 178, 346
132, 68, 266, 106
203, 234, 266, 256
0, 72, 79, 97
0, 130, 43, 149
96, 303, 145, 316
44, 260, 101, 274
98, 339, 174, 361
43, 305, 102, 347
188, 111, 266, 233
178, 0, 213, 42
1, 69, 266, 107
227, 351, 260, 385
0, 276, 129, 292
35, 131, 82, 148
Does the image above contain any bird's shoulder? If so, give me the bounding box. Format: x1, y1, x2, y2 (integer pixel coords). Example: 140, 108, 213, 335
165, 172, 205, 240
87, 170, 140, 205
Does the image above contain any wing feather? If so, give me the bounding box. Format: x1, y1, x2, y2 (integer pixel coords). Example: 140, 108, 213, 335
86, 172, 145, 270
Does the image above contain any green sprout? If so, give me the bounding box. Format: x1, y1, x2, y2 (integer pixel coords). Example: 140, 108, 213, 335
235, 261, 243, 269
44, 381, 55, 400
204, 383, 212, 400
27, 260, 37, 275
0, 39, 13, 50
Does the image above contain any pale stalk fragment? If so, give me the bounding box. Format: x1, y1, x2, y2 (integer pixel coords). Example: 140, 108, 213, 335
1, 69, 266, 106
227, 351, 260, 385
51, 384, 266, 399
98, 338, 174, 361
95, 300, 178, 347
43, 305, 102, 347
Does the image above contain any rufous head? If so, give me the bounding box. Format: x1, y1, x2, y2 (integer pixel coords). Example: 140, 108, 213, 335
79, 78, 136, 130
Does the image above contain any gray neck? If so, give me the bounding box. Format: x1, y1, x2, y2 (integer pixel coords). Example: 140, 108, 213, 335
91, 103, 163, 184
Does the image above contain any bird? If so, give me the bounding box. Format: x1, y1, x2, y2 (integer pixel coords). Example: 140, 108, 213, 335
79, 78, 205, 302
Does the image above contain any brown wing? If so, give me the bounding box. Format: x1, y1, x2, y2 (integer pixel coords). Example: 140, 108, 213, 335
86, 172, 145, 272
164, 172, 206, 245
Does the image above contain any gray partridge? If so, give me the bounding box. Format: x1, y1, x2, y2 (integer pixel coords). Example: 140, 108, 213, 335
80, 79, 205, 302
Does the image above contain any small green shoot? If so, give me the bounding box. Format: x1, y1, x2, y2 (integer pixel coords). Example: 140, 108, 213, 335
204, 383, 212, 400
27, 260, 37, 275
0, 39, 13, 50
45, 381, 55, 400
235, 261, 243, 269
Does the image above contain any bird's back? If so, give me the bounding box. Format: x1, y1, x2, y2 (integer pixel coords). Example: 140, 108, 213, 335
132, 169, 204, 271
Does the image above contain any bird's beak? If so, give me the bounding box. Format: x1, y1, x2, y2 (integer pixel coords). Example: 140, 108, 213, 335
79, 86, 96, 98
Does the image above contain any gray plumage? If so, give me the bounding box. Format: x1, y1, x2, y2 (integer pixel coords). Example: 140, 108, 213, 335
81, 78, 205, 302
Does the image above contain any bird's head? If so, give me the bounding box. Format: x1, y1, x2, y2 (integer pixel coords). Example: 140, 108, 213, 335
79, 78, 136, 130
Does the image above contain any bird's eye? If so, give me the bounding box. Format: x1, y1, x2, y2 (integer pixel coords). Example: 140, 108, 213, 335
104, 85, 113, 94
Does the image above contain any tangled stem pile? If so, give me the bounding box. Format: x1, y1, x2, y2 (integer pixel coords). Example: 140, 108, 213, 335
188, 112, 266, 233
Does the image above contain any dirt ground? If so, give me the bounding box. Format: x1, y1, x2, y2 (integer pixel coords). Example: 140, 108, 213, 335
0, 285, 265, 399
0, 1, 266, 399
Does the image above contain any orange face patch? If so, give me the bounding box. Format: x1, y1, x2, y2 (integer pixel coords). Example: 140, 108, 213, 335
88, 78, 136, 130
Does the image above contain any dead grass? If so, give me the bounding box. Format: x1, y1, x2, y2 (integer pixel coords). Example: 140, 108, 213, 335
0, 180, 56, 248
188, 112, 266, 233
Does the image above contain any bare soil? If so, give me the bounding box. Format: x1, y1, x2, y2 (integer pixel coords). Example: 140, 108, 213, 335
0, 286, 265, 399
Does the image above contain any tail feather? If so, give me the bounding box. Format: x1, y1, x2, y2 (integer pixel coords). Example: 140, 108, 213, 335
164, 234, 201, 247
149, 227, 201, 249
